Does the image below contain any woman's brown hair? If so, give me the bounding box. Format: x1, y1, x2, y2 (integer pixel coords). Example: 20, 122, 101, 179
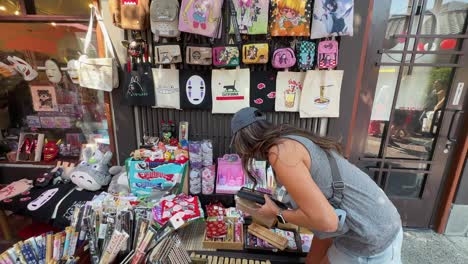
232, 120, 341, 186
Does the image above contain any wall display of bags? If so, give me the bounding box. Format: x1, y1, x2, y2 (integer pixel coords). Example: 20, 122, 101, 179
108, 0, 150, 30
275, 71, 306, 112
230, 0, 270, 35
152, 66, 181, 109
178, 0, 224, 38
250, 71, 277, 112
212, 68, 250, 114
269, 0, 312, 37
310, 0, 354, 39
299, 70, 344, 118
150, 0, 181, 41
122, 63, 155, 106
179, 70, 213, 110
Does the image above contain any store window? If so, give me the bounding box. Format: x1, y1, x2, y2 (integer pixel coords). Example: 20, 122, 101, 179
0, 21, 111, 163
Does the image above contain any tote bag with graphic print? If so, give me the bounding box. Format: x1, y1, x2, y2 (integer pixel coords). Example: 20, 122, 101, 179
123, 63, 155, 106
269, 0, 312, 37
230, 0, 269, 35
299, 70, 344, 118
275, 71, 306, 112
250, 71, 276, 112
212, 68, 250, 114
152, 66, 180, 109
310, 0, 354, 39
179, 69, 212, 110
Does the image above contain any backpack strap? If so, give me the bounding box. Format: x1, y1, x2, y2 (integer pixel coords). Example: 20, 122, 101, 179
325, 151, 344, 208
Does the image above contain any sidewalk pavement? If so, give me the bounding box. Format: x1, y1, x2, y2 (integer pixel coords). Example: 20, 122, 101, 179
403, 229, 468, 264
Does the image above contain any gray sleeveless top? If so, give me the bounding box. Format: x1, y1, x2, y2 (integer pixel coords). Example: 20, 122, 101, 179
281, 135, 402, 256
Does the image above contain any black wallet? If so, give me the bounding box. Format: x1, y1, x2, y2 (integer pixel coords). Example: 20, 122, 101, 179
236, 187, 288, 210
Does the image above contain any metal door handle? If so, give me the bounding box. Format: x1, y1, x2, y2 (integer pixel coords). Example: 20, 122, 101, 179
448, 110, 464, 142
430, 109, 443, 136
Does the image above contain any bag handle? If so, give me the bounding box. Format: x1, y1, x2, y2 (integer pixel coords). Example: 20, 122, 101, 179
84, 6, 117, 60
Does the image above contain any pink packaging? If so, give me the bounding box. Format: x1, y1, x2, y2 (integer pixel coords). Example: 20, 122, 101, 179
318, 40, 339, 69
178, 0, 224, 38
272, 48, 296, 69
216, 154, 245, 194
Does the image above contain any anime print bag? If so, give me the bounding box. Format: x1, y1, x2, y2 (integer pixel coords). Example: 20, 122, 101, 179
109, 0, 150, 30
310, 0, 354, 39
152, 65, 180, 109
150, 0, 181, 41
79, 6, 119, 92
269, 0, 312, 37
123, 63, 155, 106
230, 0, 270, 35
186, 46, 213, 65
275, 71, 306, 112
297, 41, 316, 70
272, 48, 296, 69
179, 69, 212, 110
213, 46, 240, 67
318, 40, 339, 69
242, 43, 269, 64
212, 68, 250, 114
299, 70, 344, 118
178, 0, 224, 38
154, 45, 182, 64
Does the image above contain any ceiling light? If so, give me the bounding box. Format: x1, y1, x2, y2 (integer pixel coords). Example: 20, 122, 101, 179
0, 6, 6, 11
14, 10, 20, 15
89, 3, 93, 8
51, 22, 57, 26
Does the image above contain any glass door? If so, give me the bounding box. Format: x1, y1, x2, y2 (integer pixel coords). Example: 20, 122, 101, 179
359, 0, 467, 228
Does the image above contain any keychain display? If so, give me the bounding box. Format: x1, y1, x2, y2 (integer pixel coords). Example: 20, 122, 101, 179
189, 141, 203, 168
189, 168, 202, 194
201, 139, 213, 166
318, 40, 339, 69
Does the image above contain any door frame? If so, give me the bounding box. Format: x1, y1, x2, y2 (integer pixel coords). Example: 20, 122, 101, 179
343, 0, 468, 229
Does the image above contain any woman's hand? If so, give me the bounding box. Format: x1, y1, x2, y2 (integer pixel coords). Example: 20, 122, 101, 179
256, 195, 280, 219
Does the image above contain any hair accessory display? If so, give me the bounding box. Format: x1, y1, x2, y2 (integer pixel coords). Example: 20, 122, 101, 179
201, 139, 213, 166
188, 141, 202, 168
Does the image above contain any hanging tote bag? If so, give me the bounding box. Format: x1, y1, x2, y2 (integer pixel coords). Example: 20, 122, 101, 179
230, 0, 270, 35
275, 71, 306, 112
299, 70, 344, 118
250, 71, 277, 112
211, 68, 250, 114
269, 0, 312, 37
310, 0, 354, 39
79, 6, 119, 92
179, 69, 212, 110
152, 65, 180, 109
122, 63, 155, 106
108, 0, 150, 30
178, 0, 224, 38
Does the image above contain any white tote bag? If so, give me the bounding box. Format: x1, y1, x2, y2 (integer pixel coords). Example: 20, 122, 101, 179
275, 71, 306, 112
152, 65, 180, 109
212, 68, 250, 114
299, 70, 344, 118
79, 6, 119, 92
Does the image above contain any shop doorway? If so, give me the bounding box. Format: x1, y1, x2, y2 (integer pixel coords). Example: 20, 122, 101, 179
353, 0, 467, 228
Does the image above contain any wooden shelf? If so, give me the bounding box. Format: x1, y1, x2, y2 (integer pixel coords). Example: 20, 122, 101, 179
0, 158, 79, 168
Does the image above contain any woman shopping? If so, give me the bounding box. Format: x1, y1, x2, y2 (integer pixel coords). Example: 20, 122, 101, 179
231, 107, 403, 264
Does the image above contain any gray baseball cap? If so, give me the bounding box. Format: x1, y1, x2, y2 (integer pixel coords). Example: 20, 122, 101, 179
231, 107, 266, 135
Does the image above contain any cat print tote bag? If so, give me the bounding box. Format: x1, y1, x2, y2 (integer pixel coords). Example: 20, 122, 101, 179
212, 68, 250, 114
270, 0, 312, 37
310, 0, 354, 39
299, 70, 344, 118
152, 65, 180, 109
275, 71, 306, 112
79, 6, 119, 92
178, 0, 224, 38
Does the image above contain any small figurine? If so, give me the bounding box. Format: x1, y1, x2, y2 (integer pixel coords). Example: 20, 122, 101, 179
161, 121, 172, 144
121, 31, 148, 72
43, 139, 61, 162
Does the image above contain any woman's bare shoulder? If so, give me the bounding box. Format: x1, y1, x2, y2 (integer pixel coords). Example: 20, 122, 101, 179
268, 138, 308, 167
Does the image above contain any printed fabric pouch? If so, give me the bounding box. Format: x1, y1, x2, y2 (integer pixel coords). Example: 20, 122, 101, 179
242, 43, 269, 64
178, 0, 224, 38
108, 0, 150, 30
211, 68, 250, 114
296, 41, 316, 70
179, 69, 212, 110
272, 48, 296, 69
318, 40, 339, 69
230, 0, 270, 34
269, 0, 312, 37
150, 0, 181, 41
216, 154, 246, 194
122, 62, 155, 106
250, 71, 277, 112
213, 46, 240, 67
275, 71, 306, 112
310, 0, 354, 39
299, 70, 344, 118
152, 65, 180, 109
186, 46, 213, 65
154, 45, 183, 64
